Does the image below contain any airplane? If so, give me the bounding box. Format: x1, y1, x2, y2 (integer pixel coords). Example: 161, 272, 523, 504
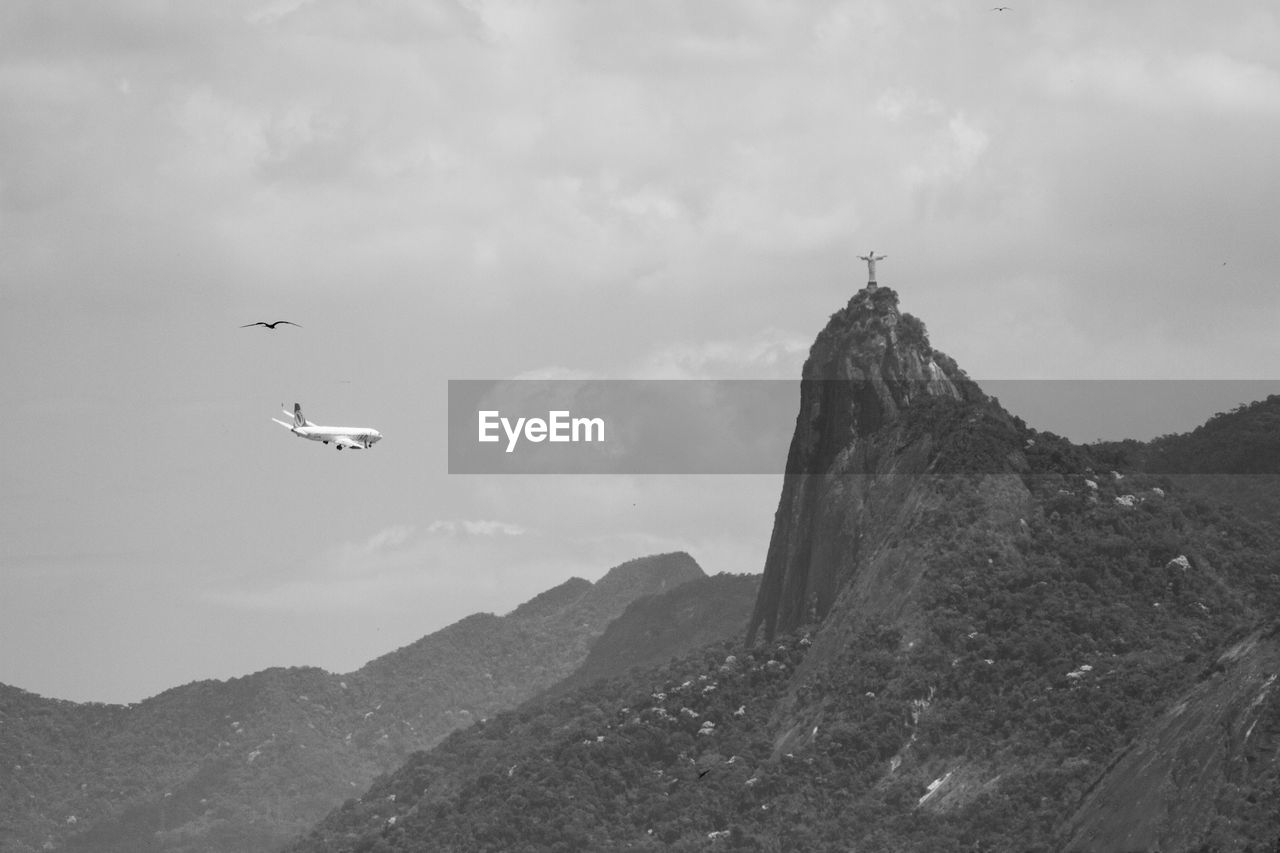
272, 403, 383, 450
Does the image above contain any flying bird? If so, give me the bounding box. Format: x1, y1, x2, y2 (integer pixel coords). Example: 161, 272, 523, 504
240, 320, 302, 329
991, 5, 1011, 9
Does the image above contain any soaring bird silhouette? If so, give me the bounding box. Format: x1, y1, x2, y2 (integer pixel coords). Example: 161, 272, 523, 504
991, 5, 1011, 10
240, 320, 302, 329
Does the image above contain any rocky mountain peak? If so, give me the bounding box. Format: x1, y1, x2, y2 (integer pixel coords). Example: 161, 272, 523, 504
746, 285, 1010, 644
801, 284, 975, 433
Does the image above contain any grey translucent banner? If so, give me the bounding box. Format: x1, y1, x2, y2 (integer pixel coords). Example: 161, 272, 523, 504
446, 379, 1280, 474
449, 380, 797, 474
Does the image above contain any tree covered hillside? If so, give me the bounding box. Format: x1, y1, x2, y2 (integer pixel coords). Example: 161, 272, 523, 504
1089, 394, 1280, 533
1, 553, 704, 853
287, 397, 1280, 852
548, 572, 761, 699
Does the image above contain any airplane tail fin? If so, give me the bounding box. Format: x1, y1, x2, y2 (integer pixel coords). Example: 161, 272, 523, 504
278, 403, 310, 427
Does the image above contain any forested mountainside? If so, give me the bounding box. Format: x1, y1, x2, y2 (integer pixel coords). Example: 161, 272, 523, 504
1095, 394, 1280, 529
545, 572, 761, 699
1092, 393, 1280, 477
288, 286, 1280, 853
0, 552, 702, 853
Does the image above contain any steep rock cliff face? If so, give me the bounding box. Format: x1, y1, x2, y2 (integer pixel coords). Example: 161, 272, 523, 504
1062, 625, 1280, 853
746, 284, 992, 644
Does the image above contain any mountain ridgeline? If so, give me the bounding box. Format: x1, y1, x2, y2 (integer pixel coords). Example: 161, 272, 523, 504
289, 285, 1280, 852
546, 572, 762, 699
0, 552, 715, 853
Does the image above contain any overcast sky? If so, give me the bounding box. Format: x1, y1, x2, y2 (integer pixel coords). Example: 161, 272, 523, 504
3, 0, 1279, 703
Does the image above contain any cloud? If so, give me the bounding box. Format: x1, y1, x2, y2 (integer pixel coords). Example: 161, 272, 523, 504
426, 519, 528, 536
636, 331, 810, 380
348, 524, 415, 555
464, 474, 780, 575
902, 112, 990, 196
244, 0, 316, 27
1035, 47, 1280, 115
1177, 52, 1280, 114
512, 366, 600, 381
202, 519, 544, 615
512, 329, 809, 382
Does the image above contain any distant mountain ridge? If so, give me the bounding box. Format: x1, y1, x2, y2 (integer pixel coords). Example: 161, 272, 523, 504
0, 551, 704, 853
1094, 394, 1280, 535
546, 572, 761, 698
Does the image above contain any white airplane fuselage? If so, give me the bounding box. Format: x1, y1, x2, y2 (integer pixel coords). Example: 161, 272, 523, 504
273, 404, 382, 450
292, 424, 383, 449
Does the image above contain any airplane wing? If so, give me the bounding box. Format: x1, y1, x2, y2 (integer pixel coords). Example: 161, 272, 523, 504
272, 418, 294, 429
333, 435, 365, 450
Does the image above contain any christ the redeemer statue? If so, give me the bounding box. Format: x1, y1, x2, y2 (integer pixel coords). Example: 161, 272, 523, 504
859, 251, 886, 286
